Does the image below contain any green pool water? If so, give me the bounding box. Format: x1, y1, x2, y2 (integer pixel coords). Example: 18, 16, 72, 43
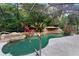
2, 34, 63, 56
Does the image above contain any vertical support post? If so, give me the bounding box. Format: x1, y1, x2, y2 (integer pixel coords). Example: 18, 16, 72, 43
39, 35, 41, 56
16, 3, 19, 20
38, 33, 42, 56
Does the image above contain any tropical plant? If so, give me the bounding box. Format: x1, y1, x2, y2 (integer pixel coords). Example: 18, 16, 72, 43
27, 11, 52, 32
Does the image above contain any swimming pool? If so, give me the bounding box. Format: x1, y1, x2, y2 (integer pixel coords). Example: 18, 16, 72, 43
2, 34, 63, 56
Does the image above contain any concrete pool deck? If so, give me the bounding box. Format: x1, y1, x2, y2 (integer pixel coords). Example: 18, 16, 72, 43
41, 35, 79, 56
0, 35, 79, 56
